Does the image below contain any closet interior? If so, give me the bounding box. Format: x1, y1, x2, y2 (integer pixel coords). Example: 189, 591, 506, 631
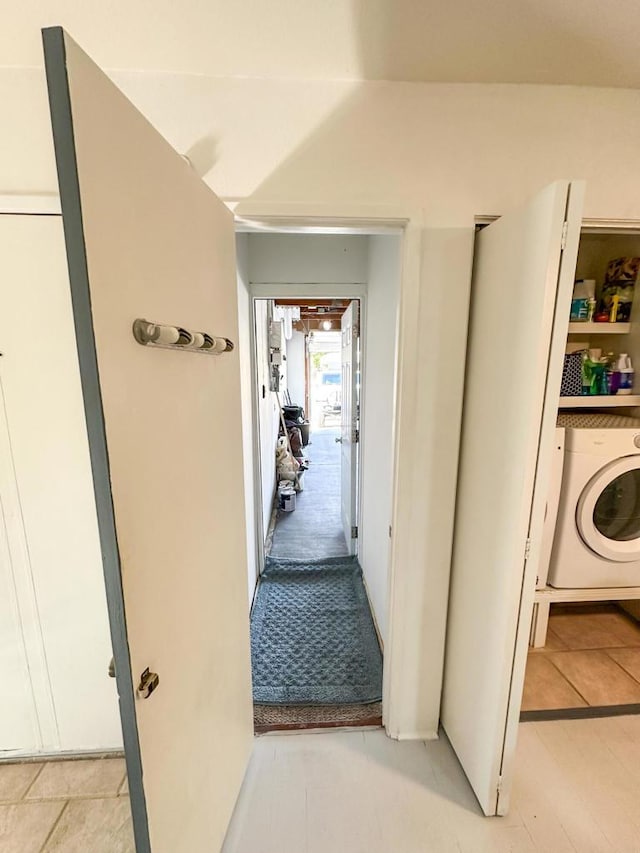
524, 228, 640, 719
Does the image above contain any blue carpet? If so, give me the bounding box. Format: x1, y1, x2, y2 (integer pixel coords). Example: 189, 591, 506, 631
250, 556, 383, 705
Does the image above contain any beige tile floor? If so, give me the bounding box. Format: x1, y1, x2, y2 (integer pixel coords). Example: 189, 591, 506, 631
523, 603, 640, 712
0, 756, 133, 853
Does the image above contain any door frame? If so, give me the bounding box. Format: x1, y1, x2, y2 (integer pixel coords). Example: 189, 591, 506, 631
247, 286, 367, 578
234, 205, 420, 736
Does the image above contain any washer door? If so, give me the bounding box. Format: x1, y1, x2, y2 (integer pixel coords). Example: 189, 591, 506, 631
577, 455, 640, 561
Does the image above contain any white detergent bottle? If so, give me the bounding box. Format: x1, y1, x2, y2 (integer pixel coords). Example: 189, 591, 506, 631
617, 353, 635, 395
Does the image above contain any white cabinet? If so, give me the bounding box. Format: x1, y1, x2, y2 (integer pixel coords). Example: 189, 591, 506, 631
0, 214, 122, 755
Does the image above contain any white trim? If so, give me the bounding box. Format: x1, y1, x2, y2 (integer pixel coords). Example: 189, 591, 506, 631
247, 297, 266, 578
230, 199, 417, 230
382, 219, 423, 740
0, 196, 61, 215
477, 214, 640, 236
394, 730, 440, 741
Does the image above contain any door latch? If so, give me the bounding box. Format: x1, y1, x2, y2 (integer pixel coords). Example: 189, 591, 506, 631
137, 667, 159, 699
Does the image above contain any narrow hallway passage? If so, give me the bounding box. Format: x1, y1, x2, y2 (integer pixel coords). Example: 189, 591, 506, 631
269, 427, 348, 559
251, 427, 382, 731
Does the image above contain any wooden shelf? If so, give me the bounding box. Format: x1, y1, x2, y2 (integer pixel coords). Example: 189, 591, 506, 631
535, 585, 640, 603
559, 395, 640, 408
567, 322, 630, 334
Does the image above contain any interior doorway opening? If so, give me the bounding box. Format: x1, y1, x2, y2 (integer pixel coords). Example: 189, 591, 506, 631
236, 230, 402, 733
264, 307, 358, 563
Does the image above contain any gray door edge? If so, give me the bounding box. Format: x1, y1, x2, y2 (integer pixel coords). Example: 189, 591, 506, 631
42, 26, 150, 853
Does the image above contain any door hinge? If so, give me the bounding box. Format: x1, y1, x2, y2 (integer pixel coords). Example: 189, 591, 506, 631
351, 525, 358, 539
561, 220, 568, 250
524, 538, 532, 561
352, 428, 360, 444
497, 775, 503, 795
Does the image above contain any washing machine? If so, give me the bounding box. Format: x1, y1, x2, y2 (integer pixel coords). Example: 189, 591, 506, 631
548, 413, 640, 588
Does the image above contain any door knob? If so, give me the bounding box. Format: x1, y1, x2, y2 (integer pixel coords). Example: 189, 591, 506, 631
335, 437, 343, 443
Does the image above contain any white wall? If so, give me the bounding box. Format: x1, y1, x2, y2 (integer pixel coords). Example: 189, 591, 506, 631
236, 234, 258, 606
6, 66, 640, 737
284, 330, 306, 409
248, 234, 368, 284
360, 236, 401, 647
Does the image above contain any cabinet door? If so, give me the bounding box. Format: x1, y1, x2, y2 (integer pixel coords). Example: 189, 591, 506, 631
441, 181, 583, 815
43, 27, 253, 853
0, 215, 121, 753
0, 397, 41, 753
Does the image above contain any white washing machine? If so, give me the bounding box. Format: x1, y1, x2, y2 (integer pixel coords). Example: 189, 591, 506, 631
548, 413, 640, 588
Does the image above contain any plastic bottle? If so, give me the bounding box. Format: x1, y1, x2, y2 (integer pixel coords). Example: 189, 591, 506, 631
616, 354, 635, 395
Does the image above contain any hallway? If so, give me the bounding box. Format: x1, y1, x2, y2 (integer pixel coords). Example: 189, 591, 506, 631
269, 427, 349, 560
252, 424, 381, 730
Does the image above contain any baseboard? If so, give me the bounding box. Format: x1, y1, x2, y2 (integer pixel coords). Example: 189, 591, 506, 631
520, 704, 640, 722
360, 571, 385, 653
0, 748, 125, 764
387, 729, 439, 742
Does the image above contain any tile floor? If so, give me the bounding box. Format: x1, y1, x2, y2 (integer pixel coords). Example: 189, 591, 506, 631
8, 716, 640, 852
0, 756, 133, 852
523, 603, 640, 713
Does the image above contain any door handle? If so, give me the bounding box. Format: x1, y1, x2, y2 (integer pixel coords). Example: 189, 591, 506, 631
335, 437, 342, 443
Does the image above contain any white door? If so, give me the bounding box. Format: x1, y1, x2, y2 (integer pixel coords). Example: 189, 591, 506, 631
441, 181, 584, 816
340, 301, 360, 555
43, 27, 253, 853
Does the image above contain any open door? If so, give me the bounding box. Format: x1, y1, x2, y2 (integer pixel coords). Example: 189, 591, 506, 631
43, 28, 253, 852
441, 181, 584, 816
340, 300, 360, 555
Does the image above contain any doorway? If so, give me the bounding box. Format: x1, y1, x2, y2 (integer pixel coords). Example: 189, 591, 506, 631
266, 304, 358, 562
237, 231, 401, 733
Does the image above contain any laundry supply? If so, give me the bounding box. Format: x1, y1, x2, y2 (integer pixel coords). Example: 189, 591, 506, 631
615, 353, 634, 395
598, 257, 639, 322
570, 279, 596, 321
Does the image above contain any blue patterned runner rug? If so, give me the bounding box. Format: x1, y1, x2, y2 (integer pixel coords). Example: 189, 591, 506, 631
250, 556, 383, 705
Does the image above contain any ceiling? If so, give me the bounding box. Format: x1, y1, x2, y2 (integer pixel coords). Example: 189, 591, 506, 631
275, 299, 348, 331
7, 0, 640, 87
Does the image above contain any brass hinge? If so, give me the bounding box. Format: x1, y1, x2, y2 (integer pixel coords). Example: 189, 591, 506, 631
351, 525, 358, 539
561, 221, 568, 250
